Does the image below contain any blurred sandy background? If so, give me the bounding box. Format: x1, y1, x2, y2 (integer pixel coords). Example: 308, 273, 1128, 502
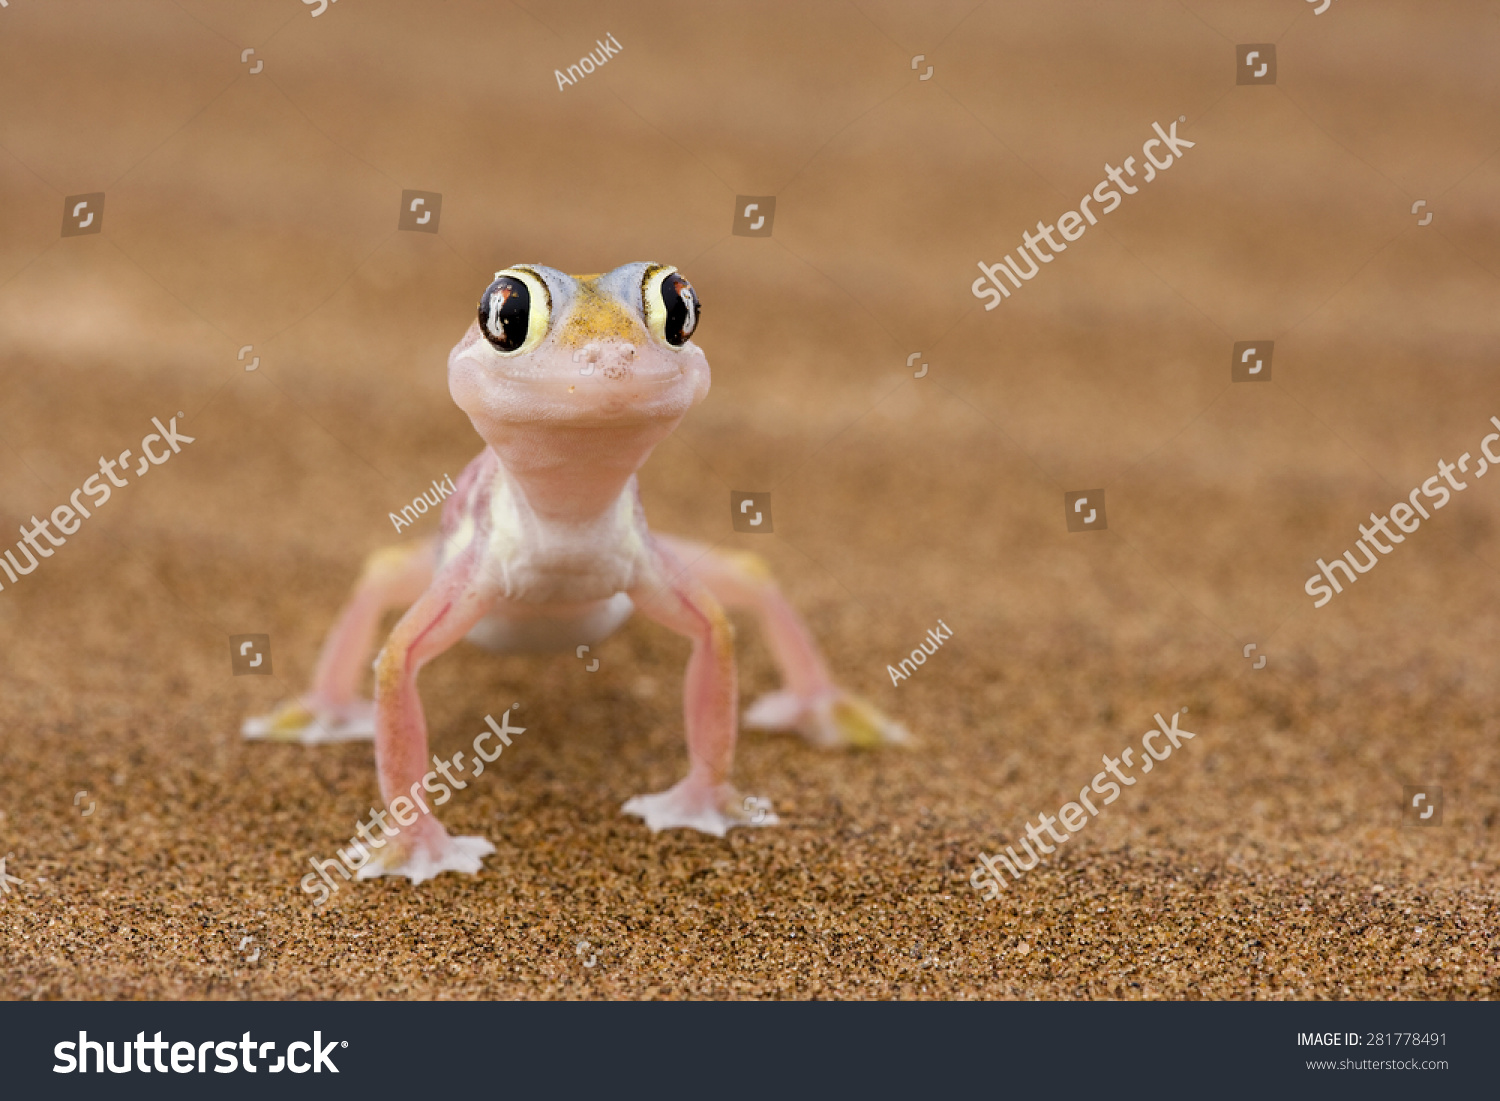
0, 0, 1497, 999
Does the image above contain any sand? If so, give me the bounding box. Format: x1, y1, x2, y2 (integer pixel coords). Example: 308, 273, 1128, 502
0, 0, 1497, 1000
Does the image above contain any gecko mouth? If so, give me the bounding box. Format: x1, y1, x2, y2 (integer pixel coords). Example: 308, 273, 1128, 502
563, 340, 682, 385
559, 368, 694, 413
479, 363, 698, 427
491, 362, 685, 388
451, 324, 706, 427
491, 346, 686, 388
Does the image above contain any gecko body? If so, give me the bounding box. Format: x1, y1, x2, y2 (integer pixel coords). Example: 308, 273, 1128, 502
246, 262, 907, 882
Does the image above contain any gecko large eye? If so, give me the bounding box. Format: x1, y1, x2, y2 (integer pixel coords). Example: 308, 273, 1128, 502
479, 268, 550, 355
642, 266, 700, 348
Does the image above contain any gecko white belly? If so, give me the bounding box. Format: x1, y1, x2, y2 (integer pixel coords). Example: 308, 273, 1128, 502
463, 592, 635, 654
447, 468, 647, 650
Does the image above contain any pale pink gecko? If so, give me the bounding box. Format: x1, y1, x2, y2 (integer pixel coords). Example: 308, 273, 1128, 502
245, 263, 908, 882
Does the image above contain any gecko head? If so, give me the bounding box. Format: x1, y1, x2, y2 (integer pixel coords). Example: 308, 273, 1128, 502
448, 262, 710, 435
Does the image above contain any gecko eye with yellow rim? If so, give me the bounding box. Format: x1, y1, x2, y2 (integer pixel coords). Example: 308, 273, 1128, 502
642, 266, 700, 348
479, 268, 551, 355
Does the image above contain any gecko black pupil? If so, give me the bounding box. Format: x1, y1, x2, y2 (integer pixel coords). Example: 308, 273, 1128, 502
662, 273, 698, 346
480, 277, 531, 351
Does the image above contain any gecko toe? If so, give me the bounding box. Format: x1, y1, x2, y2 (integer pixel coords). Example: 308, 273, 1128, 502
623, 780, 777, 835
745, 689, 911, 749
242, 698, 376, 744
354, 832, 496, 885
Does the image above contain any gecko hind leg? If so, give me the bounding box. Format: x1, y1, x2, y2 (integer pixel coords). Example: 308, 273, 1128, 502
653, 536, 911, 749
242, 540, 437, 745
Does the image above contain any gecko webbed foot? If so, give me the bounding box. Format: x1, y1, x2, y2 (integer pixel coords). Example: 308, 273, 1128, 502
354, 828, 496, 885
241, 697, 376, 744
622, 778, 778, 836
743, 688, 911, 749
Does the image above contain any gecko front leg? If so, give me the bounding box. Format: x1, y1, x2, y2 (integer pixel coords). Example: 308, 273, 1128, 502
621, 537, 778, 835
355, 539, 501, 883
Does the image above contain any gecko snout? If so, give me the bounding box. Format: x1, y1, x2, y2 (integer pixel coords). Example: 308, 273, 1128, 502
574, 340, 638, 381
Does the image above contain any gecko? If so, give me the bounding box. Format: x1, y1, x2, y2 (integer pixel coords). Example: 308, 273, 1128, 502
244, 262, 908, 883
